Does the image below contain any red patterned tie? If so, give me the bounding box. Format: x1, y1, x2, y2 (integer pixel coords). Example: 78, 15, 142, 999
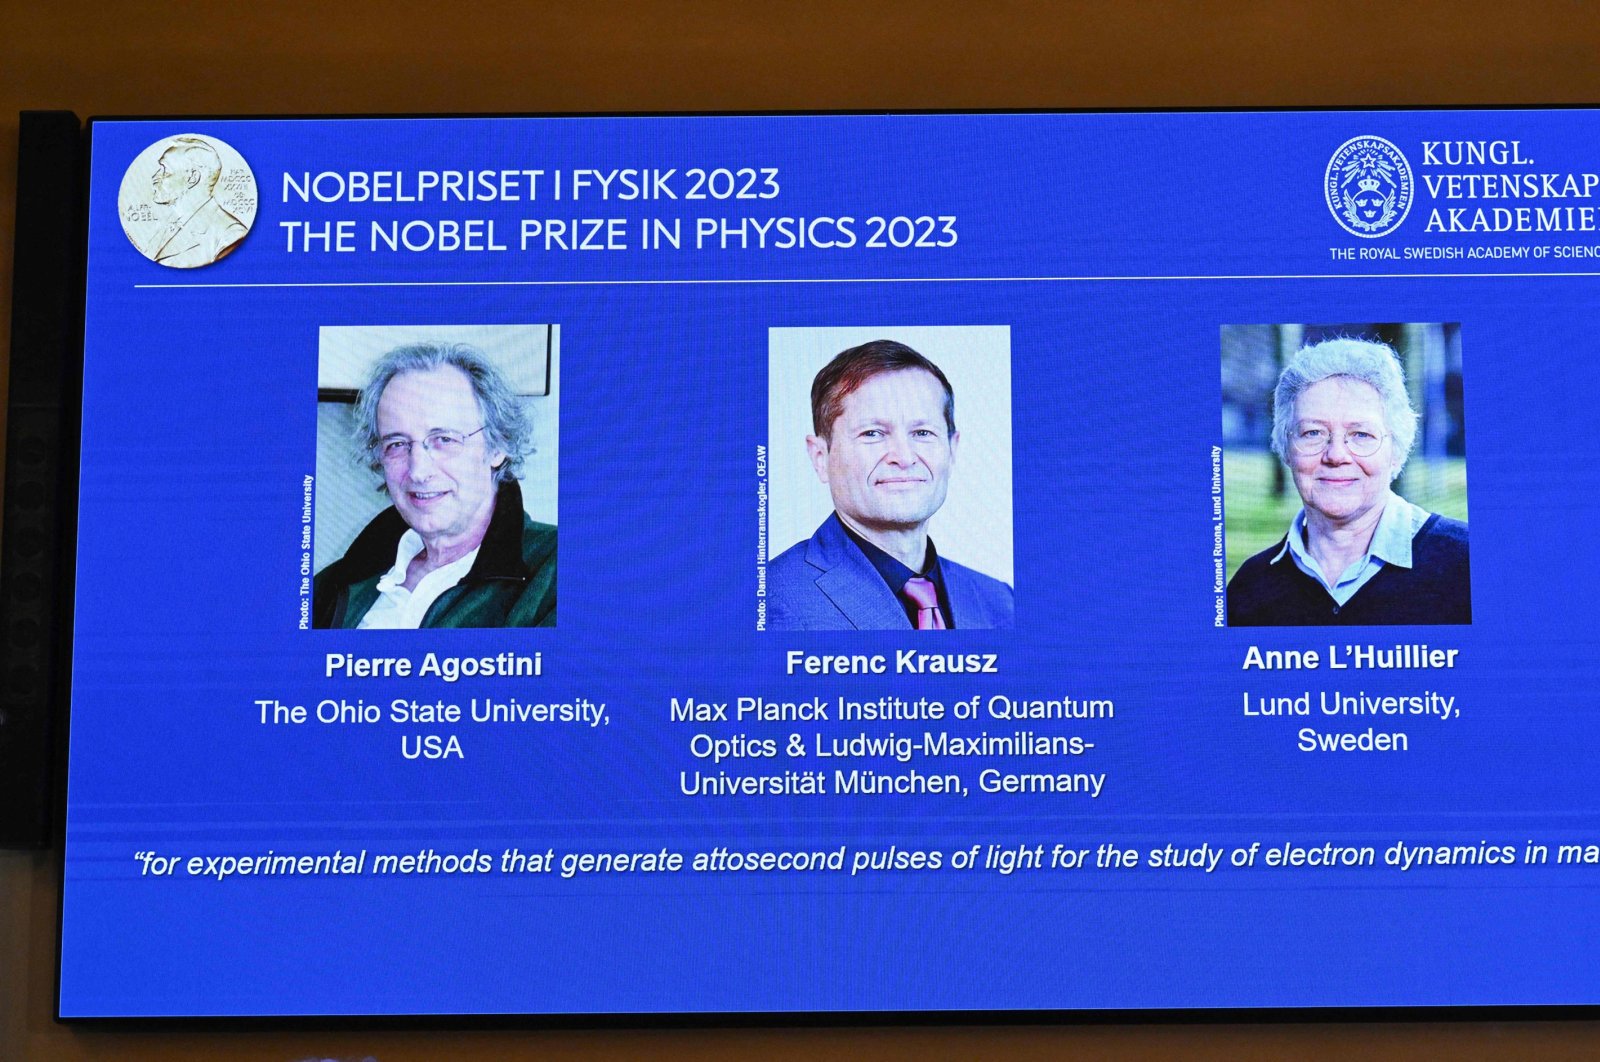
903, 576, 947, 630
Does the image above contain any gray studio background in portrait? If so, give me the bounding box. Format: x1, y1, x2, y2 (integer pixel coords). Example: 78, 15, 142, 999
767, 325, 1014, 588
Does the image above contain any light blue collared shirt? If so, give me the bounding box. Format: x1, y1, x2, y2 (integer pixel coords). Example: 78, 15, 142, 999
1272, 493, 1430, 606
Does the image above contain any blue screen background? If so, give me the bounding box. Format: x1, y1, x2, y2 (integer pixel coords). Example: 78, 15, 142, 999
60, 111, 1600, 1017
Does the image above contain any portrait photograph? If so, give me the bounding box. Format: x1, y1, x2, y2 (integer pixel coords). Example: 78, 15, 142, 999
1221, 322, 1470, 627
313, 323, 559, 629
765, 325, 1014, 631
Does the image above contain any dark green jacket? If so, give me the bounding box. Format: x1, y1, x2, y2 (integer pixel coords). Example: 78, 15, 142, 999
313, 480, 556, 628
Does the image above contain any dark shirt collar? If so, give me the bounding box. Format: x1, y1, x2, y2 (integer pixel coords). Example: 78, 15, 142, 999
835, 517, 955, 628
328, 479, 529, 586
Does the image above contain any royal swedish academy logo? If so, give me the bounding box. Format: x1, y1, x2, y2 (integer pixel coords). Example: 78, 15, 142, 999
1326, 135, 1413, 238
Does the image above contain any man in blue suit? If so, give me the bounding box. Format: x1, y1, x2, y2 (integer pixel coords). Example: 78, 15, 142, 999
768, 340, 1014, 630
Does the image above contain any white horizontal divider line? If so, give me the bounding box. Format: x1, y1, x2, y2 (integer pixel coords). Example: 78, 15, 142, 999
134, 271, 1600, 289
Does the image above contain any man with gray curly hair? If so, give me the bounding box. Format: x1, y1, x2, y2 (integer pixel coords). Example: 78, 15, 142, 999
1227, 337, 1469, 626
313, 342, 556, 628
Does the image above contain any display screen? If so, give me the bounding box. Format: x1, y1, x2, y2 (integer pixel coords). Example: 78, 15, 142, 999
56, 110, 1600, 1018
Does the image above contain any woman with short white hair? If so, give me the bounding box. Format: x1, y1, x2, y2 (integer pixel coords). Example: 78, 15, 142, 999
1226, 338, 1470, 626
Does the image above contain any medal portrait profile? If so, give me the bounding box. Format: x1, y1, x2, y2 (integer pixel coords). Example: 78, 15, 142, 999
118, 133, 258, 268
